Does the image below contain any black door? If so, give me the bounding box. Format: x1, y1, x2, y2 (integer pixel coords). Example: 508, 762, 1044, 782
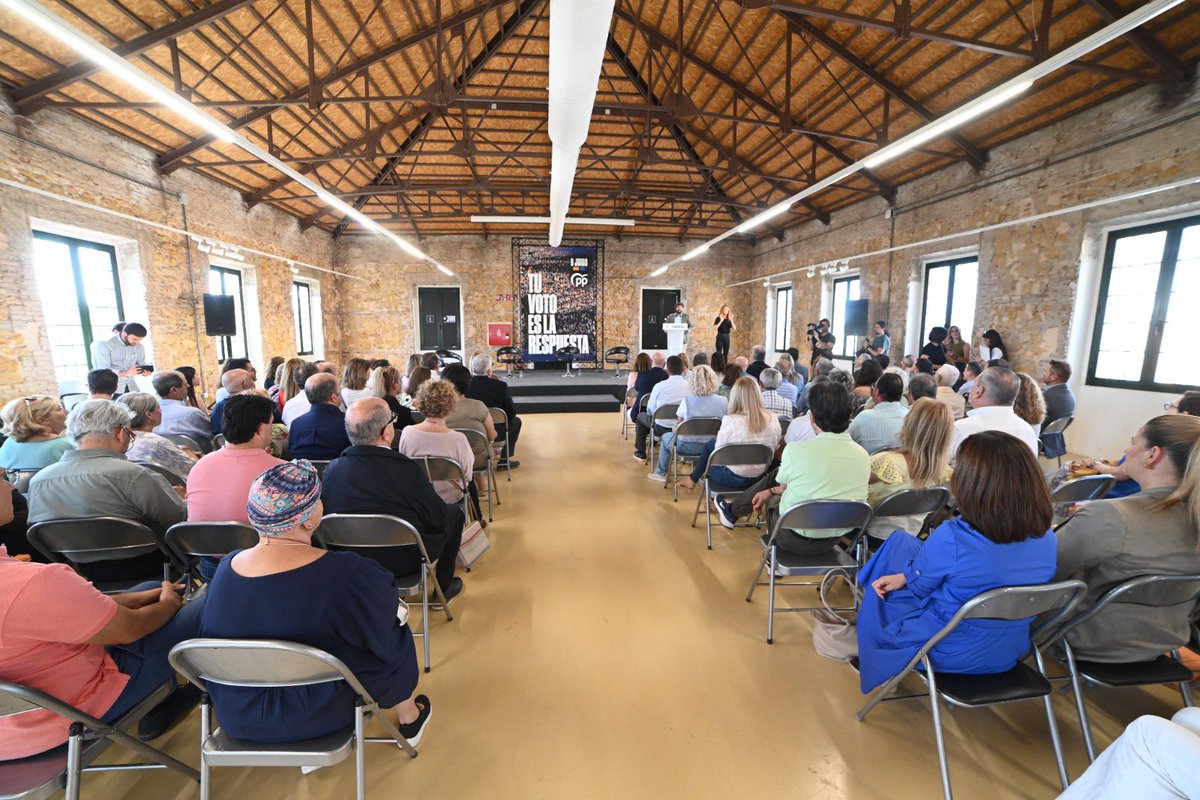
418, 287, 462, 350
641, 288, 681, 350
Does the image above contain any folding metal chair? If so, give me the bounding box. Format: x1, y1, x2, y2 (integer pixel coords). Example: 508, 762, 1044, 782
315, 513, 453, 673
645, 403, 680, 471
664, 417, 722, 501
435, 349, 462, 366
27, 517, 181, 593
58, 392, 88, 412
1045, 573, 1200, 762
308, 460, 331, 477
1039, 415, 1074, 467
454, 428, 499, 522
213, 434, 226, 449
487, 407, 512, 482
856, 580, 1088, 800
604, 346, 630, 378
1051, 474, 1115, 527
161, 434, 203, 452
168, 639, 417, 800
620, 387, 637, 440
745, 500, 874, 643
419, 456, 473, 525
868, 486, 952, 543
778, 416, 791, 437
0, 679, 198, 800
690, 443, 774, 549
4, 468, 39, 494
165, 521, 258, 596
136, 461, 186, 488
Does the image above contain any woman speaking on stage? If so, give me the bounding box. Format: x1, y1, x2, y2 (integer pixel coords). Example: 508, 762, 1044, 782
713, 305, 735, 359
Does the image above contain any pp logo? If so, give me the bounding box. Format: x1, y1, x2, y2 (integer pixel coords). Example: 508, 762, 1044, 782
570, 273, 589, 287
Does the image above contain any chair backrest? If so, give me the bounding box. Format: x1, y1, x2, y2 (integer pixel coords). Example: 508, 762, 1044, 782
1051, 475, 1115, 504
309, 459, 331, 477
410, 410, 425, 424
555, 345, 580, 357
1043, 416, 1073, 435
496, 347, 521, 362
872, 486, 951, 519
1048, 574, 1200, 644
60, 392, 88, 411
706, 443, 774, 471
28, 517, 167, 565
488, 407, 508, 426
637, 394, 650, 412
169, 639, 369, 698
778, 416, 791, 436
605, 346, 630, 360
213, 434, 226, 449
652, 403, 680, 424
5, 468, 39, 494
0, 680, 99, 727
674, 417, 722, 438
162, 434, 201, 451
774, 500, 874, 539
420, 455, 468, 486
453, 427, 490, 456
166, 522, 258, 563
624, 387, 638, 400
315, 513, 428, 562
137, 461, 186, 487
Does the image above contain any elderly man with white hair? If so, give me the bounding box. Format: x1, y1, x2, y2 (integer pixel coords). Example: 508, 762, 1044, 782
950, 367, 1039, 457
934, 363, 966, 419
758, 368, 794, 418
465, 351, 522, 469
150, 369, 213, 451
207, 368, 263, 437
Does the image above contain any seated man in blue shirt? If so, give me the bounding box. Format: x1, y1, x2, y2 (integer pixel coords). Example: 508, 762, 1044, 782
151, 370, 213, 451
288, 373, 351, 460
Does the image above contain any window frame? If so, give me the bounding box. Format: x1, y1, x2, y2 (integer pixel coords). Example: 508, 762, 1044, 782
31, 229, 125, 372
830, 274, 861, 362
770, 284, 793, 353
208, 264, 249, 363
918, 255, 978, 342
293, 280, 315, 356
1086, 214, 1200, 393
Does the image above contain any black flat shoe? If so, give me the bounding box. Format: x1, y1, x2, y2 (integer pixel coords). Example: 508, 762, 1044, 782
138, 684, 201, 741
432, 577, 464, 607
398, 695, 432, 748
495, 460, 520, 470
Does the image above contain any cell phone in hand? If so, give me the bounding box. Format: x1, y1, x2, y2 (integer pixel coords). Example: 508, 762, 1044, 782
137, 364, 154, 374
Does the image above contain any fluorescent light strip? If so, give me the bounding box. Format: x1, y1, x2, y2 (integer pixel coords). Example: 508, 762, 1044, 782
1, 0, 448, 274
735, 202, 793, 234
681, 243, 709, 261
645, 0, 1187, 277
470, 215, 636, 227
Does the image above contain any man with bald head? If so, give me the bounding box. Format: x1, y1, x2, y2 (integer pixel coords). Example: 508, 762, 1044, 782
319, 398, 465, 602
288, 373, 351, 460
208, 369, 272, 436
950, 366, 1039, 458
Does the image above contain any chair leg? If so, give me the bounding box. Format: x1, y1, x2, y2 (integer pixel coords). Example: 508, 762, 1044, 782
1033, 647, 1070, 789
767, 545, 777, 644
65, 723, 83, 800
354, 702, 366, 800
1063, 643, 1097, 761
925, 667, 954, 800
430, 562, 453, 622
1174, 650, 1195, 707
706, 489, 715, 550
691, 481, 703, 528
200, 698, 212, 800
420, 572, 430, 673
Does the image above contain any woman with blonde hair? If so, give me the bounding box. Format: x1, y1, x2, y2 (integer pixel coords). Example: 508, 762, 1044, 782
1013, 372, 1048, 436
678, 376, 779, 492
118, 392, 197, 479
397, 380, 477, 512
650, 364, 727, 481
340, 357, 373, 407
0, 395, 71, 469
368, 365, 416, 437
867, 398, 954, 540
1055, 415, 1200, 662
274, 357, 306, 411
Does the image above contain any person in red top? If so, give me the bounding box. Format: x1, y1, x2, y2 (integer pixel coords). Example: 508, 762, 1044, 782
0, 532, 203, 759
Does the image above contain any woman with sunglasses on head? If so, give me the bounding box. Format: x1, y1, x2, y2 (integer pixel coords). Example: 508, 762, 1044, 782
0, 396, 72, 471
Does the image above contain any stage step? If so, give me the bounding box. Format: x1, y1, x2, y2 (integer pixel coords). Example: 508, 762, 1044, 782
513, 393, 621, 414
507, 378, 625, 399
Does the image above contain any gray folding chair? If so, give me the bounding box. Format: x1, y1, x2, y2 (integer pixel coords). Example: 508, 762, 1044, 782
165, 521, 258, 595
136, 461, 186, 488
213, 434, 226, 449
59, 392, 88, 412
645, 403, 680, 471
308, 459, 331, 477
161, 433, 203, 452
1051, 474, 1116, 527
1046, 573, 1200, 762
690, 443, 775, 549
168, 639, 417, 800
454, 428, 499, 522
0, 679, 198, 800
487, 407, 513, 482
745, 500, 874, 643
27, 517, 180, 593
1040, 415, 1073, 467
778, 416, 791, 437
869, 487, 952, 542
664, 417, 722, 501
315, 513, 452, 673
620, 387, 637, 440
856, 580, 1088, 800
419, 456, 473, 525
4, 468, 39, 494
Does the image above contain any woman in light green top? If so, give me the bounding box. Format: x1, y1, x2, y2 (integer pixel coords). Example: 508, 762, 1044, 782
868, 398, 953, 539
0, 395, 73, 470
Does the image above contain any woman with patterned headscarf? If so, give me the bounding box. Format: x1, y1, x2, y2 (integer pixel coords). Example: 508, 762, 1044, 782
198, 460, 433, 749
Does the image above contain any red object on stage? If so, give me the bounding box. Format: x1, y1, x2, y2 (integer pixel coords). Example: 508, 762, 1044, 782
488, 323, 512, 347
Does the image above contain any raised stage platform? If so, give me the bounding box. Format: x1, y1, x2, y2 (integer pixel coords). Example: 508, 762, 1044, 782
503, 369, 626, 414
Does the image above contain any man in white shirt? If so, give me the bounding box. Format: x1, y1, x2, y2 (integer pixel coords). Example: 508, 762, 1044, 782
934, 363, 966, 419
91, 322, 149, 394
950, 366, 1038, 458
634, 355, 687, 459
281, 362, 321, 427
151, 370, 213, 451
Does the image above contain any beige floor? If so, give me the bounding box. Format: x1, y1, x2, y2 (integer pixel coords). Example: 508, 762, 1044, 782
89, 412, 1183, 800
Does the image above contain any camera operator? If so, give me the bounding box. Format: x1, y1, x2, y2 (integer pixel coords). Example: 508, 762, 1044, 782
807, 319, 835, 367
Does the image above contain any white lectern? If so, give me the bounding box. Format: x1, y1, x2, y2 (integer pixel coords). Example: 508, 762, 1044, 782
663, 322, 689, 353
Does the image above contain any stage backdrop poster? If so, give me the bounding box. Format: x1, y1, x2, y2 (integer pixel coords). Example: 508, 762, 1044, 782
513, 239, 604, 363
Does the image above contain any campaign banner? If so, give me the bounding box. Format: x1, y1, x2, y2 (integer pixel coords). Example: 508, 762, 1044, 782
513, 239, 604, 363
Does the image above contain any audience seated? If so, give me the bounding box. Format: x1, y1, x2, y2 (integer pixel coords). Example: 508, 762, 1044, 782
368, 365, 417, 438
678, 376, 779, 494
745, 380, 869, 544
848, 372, 908, 454
919, 327, 949, 367
405, 366, 433, 404
692, 353, 708, 367
151, 370, 213, 450
828, 368, 866, 418
867, 398, 953, 539
0, 395, 72, 470
771, 359, 800, 407
950, 367, 1038, 457
467, 353, 522, 469
650, 365, 727, 482
1014, 372, 1048, 437
398, 381, 476, 511
1169, 391, 1200, 416
797, 357, 835, 413
442, 364, 497, 475
934, 364, 966, 419
734, 356, 749, 371
119, 393, 198, 480
907, 373, 937, 404
746, 345, 768, 380
857, 430, 1057, 692
1041, 359, 1075, 425
775, 353, 804, 391
197, 462, 432, 746
208, 368, 257, 435
852, 360, 883, 402
289, 373, 352, 460
718, 362, 742, 398
626, 352, 649, 396
274, 357, 307, 410
957, 361, 982, 398
280, 362, 321, 426
1058, 708, 1200, 799
262, 355, 284, 392
321, 398, 465, 602
87, 368, 118, 400
757, 368, 794, 418
213, 358, 257, 403
399, 354, 422, 393
1054, 415, 1200, 662
632, 352, 668, 416
633, 355, 687, 461
340, 357, 373, 407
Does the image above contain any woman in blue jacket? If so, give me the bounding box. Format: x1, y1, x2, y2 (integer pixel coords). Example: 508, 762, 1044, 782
856, 430, 1058, 693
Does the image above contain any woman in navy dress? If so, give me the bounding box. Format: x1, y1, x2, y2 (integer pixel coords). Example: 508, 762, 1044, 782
856, 430, 1058, 693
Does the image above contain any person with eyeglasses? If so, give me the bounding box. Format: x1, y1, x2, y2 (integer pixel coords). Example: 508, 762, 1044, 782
319, 397, 466, 604
0, 395, 72, 471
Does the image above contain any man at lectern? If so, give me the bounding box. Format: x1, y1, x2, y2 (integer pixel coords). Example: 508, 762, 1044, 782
665, 302, 691, 342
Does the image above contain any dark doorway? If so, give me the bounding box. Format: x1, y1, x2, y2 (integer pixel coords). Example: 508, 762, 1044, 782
417, 287, 462, 351
641, 288, 681, 350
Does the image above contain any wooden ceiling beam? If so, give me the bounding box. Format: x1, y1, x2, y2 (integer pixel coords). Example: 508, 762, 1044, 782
1076, 0, 1190, 86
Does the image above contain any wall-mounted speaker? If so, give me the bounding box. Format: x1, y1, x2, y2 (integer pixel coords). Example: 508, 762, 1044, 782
203, 294, 237, 336
844, 299, 870, 337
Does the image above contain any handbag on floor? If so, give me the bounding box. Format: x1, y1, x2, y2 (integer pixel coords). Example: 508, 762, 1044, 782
457, 520, 490, 568
811, 568, 861, 662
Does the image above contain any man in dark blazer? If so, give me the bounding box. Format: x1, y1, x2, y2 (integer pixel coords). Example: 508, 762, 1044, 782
746, 345, 769, 380
466, 352, 522, 469
321, 398, 465, 602
1042, 358, 1077, 426
287, 373, 351, 460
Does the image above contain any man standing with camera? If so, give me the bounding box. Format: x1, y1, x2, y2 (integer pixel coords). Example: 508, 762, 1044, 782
807, 318, 835, 367
91, 322, 150, 395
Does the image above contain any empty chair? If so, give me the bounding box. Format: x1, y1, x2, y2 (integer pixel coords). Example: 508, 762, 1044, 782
315, 514, 453, 673
496, 346, 522, 378
856, 580, 1087, 800
745, 500, 874, 644
27, 517, 179, 593
664, 417, 722, 501
0, 679, 198, 800
690, 443, 775, 549
165, 521, 258, 592
555, 345, 580, 377
604, 346, 630, 378
452, 427, 499, 522
169, 639, 416, 800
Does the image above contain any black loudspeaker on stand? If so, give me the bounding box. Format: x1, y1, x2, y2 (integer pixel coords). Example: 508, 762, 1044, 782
203, 294, 237, 336
844, 299, 870, 337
